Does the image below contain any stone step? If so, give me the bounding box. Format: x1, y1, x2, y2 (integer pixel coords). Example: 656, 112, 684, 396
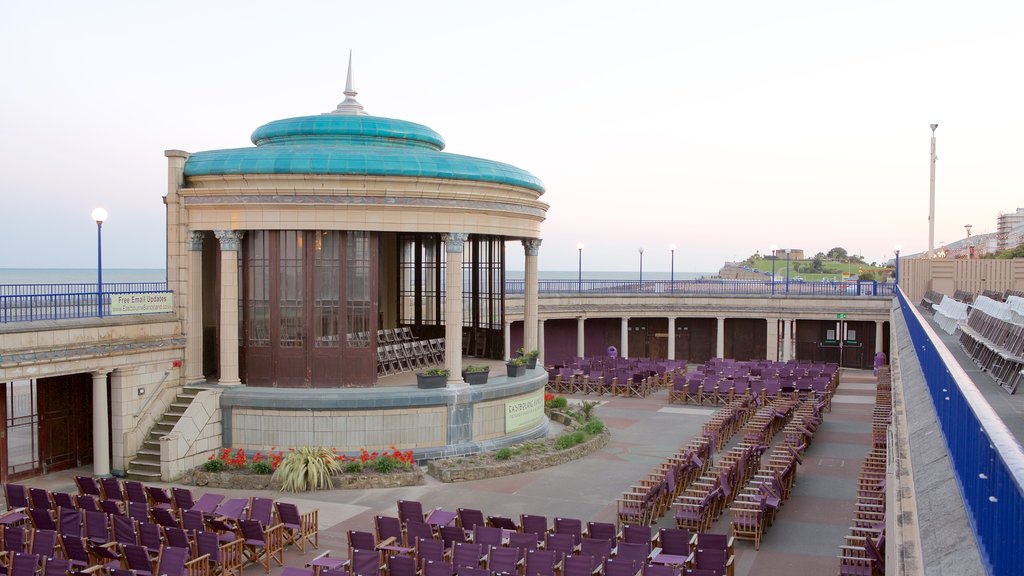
129, 459, 161, 472
125, 470, 161, 482
136, 448, 160, 458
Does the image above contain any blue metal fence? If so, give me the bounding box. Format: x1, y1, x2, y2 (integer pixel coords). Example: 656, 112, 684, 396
506, 279, 894, 296
897, 287, 1024, 576
0, 286, 172, 324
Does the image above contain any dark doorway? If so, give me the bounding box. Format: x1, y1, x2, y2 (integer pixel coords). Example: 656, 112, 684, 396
36, 374, 94, 474
628, 318, 668, 359
725, 318, 767, 361
794, 320, 875, 369
673, 318, 716, 363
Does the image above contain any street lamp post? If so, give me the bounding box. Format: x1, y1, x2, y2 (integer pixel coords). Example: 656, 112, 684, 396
769, 244, 778, 296
576, 242, 584, 292
929, 124, 938, 258
894, 244, 901, 286
785, 248, 791, 293
965, 224, 973, 258
638, 248, 644, 287
669, 244, 676, 293
92, 208, 108, 318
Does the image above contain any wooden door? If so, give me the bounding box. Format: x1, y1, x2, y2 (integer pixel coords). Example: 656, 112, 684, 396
38, 374, 92, 473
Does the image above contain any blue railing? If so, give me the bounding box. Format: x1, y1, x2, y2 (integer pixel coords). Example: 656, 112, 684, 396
897, 287, 1024, 576
506, 279, 894, 296
0, 285, 172, 324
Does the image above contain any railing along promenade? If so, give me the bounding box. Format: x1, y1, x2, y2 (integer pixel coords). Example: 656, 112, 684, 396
506, 278, 895, 296
897, 286, 1024, 576
0, 282, 171, 324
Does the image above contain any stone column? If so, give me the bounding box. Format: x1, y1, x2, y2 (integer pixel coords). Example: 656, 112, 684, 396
667, 317, 676, 360
766, 318, 780, 361
444, 233, 468, 385
538, 319, 546, 365
782, 319, 792, 361
185, 231, 205, 384
214, 230, 244, 386
522, 239, 542, 355
620, 317, 629, 359
716, 317, 726, 358
92, 370, 112, 477
504, 320, 512, 361
576, 317, 586, 359
875, 320, 884, 354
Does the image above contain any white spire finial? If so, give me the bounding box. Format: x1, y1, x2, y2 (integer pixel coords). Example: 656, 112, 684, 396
330, 50, 367, 116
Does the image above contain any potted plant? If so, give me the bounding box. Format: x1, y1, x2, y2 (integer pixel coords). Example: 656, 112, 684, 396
416, 368, 449, 389
524, 350, 540, 369
462, 364, 490, 385
506, 356, 527, 378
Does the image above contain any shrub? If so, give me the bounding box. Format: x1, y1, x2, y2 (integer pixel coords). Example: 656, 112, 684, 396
372, 455, 402, 474
495, 448, 513, 460
343, 461, 364, 473
583, 418, 605, 435
203, 458, 226, 472
423, 368, 450, 376
463, 364, 489, 373
509, 356, 527, 367
549, 396, 568, 409
579, 400, 599, 421
249, 460, 273, 475
272, 446, 343, 492
555, 431, 588, 450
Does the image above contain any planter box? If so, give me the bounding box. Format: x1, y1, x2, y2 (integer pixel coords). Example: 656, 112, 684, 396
526, 357, 538, 369
506, 364, 526, 378
462, 369, 490, 385
416, 373, 448, 388
184, 468, 424, 490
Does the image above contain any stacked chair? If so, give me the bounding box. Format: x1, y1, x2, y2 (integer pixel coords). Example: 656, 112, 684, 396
375, 327, 445, 376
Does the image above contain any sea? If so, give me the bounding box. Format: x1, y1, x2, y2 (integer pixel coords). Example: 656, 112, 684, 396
0, 269, 716, 284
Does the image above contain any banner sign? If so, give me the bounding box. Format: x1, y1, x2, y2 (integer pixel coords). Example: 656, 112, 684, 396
110, 292, 174, 315
505, 390, 545, 433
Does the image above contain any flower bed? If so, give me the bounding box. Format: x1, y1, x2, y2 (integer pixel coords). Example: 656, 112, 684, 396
182, 467, 425, 490
427, 399, 610, 483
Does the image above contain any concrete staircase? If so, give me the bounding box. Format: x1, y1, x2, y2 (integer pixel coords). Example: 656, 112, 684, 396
126, 386, 202, 482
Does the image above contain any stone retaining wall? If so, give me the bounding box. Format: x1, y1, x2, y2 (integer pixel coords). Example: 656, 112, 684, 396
426, 430, 610, 482
183, 467, 424, 490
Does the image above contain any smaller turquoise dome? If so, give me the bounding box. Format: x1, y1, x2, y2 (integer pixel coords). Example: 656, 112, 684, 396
251, 115, 446, 151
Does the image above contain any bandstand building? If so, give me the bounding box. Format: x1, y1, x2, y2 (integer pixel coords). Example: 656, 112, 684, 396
161, 62, 550, 471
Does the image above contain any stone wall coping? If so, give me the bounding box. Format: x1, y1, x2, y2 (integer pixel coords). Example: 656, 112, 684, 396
0, 314, 178, 335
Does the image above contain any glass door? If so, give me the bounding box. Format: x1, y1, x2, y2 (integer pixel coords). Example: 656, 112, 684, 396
4, 380, 42, 480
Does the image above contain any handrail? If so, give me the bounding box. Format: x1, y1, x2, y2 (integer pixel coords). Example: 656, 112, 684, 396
506, 279, 892, 297
896, 286, 1024, 575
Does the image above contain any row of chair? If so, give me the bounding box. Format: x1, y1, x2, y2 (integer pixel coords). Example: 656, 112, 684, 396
376, 339, 446, 377
957, 305, 1024, 393
837, 367, 890, 575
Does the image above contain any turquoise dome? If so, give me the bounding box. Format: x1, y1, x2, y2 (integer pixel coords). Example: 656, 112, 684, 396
183, 113, 545, 193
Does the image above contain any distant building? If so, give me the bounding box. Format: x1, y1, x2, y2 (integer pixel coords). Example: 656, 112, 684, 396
997, 208, 1024, 251
771, 248, 804, 260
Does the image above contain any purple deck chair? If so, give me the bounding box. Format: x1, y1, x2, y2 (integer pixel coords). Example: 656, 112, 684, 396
349, 549, 383, 576
74, 477, 102, 499
614, 542, 650, 573
281, 569, 313, 576
472, 526, 502, 550
128, 502, 150, 525
3, 526, 26, 553
406, 521, 435, 545
439, 525, 468, 551
397, 500, 426, 526
6, 553, 43, 576
100, 499, 125, 517
191, 493, 225, 515
28, 509, 55, 532
451, 542, 485, 570
387, 554, 416, 576
52, 493, 75, 510
485, 516, 517, 532
151, 508, 179, 530
563, 555, 596, 576
197, 530, 243, 576
415, 538, 445, 570
154, 546, 190, 576
87, 538, 123, 569
29, 488, 52, 511
58, 534, 91, 570
275, 501, 318, 552
181, 510, 205, 534
585, 522, 616, 543
692, 533, 732, 555
553, 518, 582, 546
642, 565, 677, 576
139, 522, 163, 554
603, 558, 639, 576
75, 495, 100, 513
165, 527, 192, 552
247, 497, 274, 527
122, 544, 156, 576
423, 560, 453, 576
459, 567, 491, 576
621, 525, 653, 550
456, 509, 486, 532
690, 549, 729, 575
656, 528, 691, 557
486, 546, 519, 576
544, 533, 574, 558
110, 569, 137, 576
124, 482, 148, 506
215, 498, 247, 521
519, 515, 548, 545
145, 487, 173, 510
41, 557, 70, 576
523, 549, 560, 576
111, 515, 138, 547
171, 488, 195, 512
100, 478, 125, 503
374, 515, 406, 548
506, 532, 537, 561
348, 530, 376, 555
28, 529, 56, 558
579, 539, 611, 568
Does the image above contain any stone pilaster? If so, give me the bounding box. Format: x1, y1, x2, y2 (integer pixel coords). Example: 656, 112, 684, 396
667, 317, 676, 360
92, 370, 112, 477
782, 319, 792, 361
620, 317, 629, 359
186, 231, 204, 384
538, 319, 546, 365
767, 318, 780, 361
504, 320, 512, 361
875, 320, 884, 354
215, 230, 244, 386
716, 317, 726, 358
522, 239, 542, 355
576, 317, 586, 359
444, 233, 468, 386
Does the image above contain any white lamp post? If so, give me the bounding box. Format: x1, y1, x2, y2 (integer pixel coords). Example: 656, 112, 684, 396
769, 244, 778, 296
669, 243, 676, 293
576, 242, 584, 292
91, 207, 108, 318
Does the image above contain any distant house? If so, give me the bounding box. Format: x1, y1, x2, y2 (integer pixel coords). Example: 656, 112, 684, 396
771, 248, 805, 260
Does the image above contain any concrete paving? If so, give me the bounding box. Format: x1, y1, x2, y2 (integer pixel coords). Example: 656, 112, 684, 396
11, 369, 885, 576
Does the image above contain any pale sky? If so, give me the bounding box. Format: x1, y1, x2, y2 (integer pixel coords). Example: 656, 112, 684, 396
1, 1, 1021, 273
